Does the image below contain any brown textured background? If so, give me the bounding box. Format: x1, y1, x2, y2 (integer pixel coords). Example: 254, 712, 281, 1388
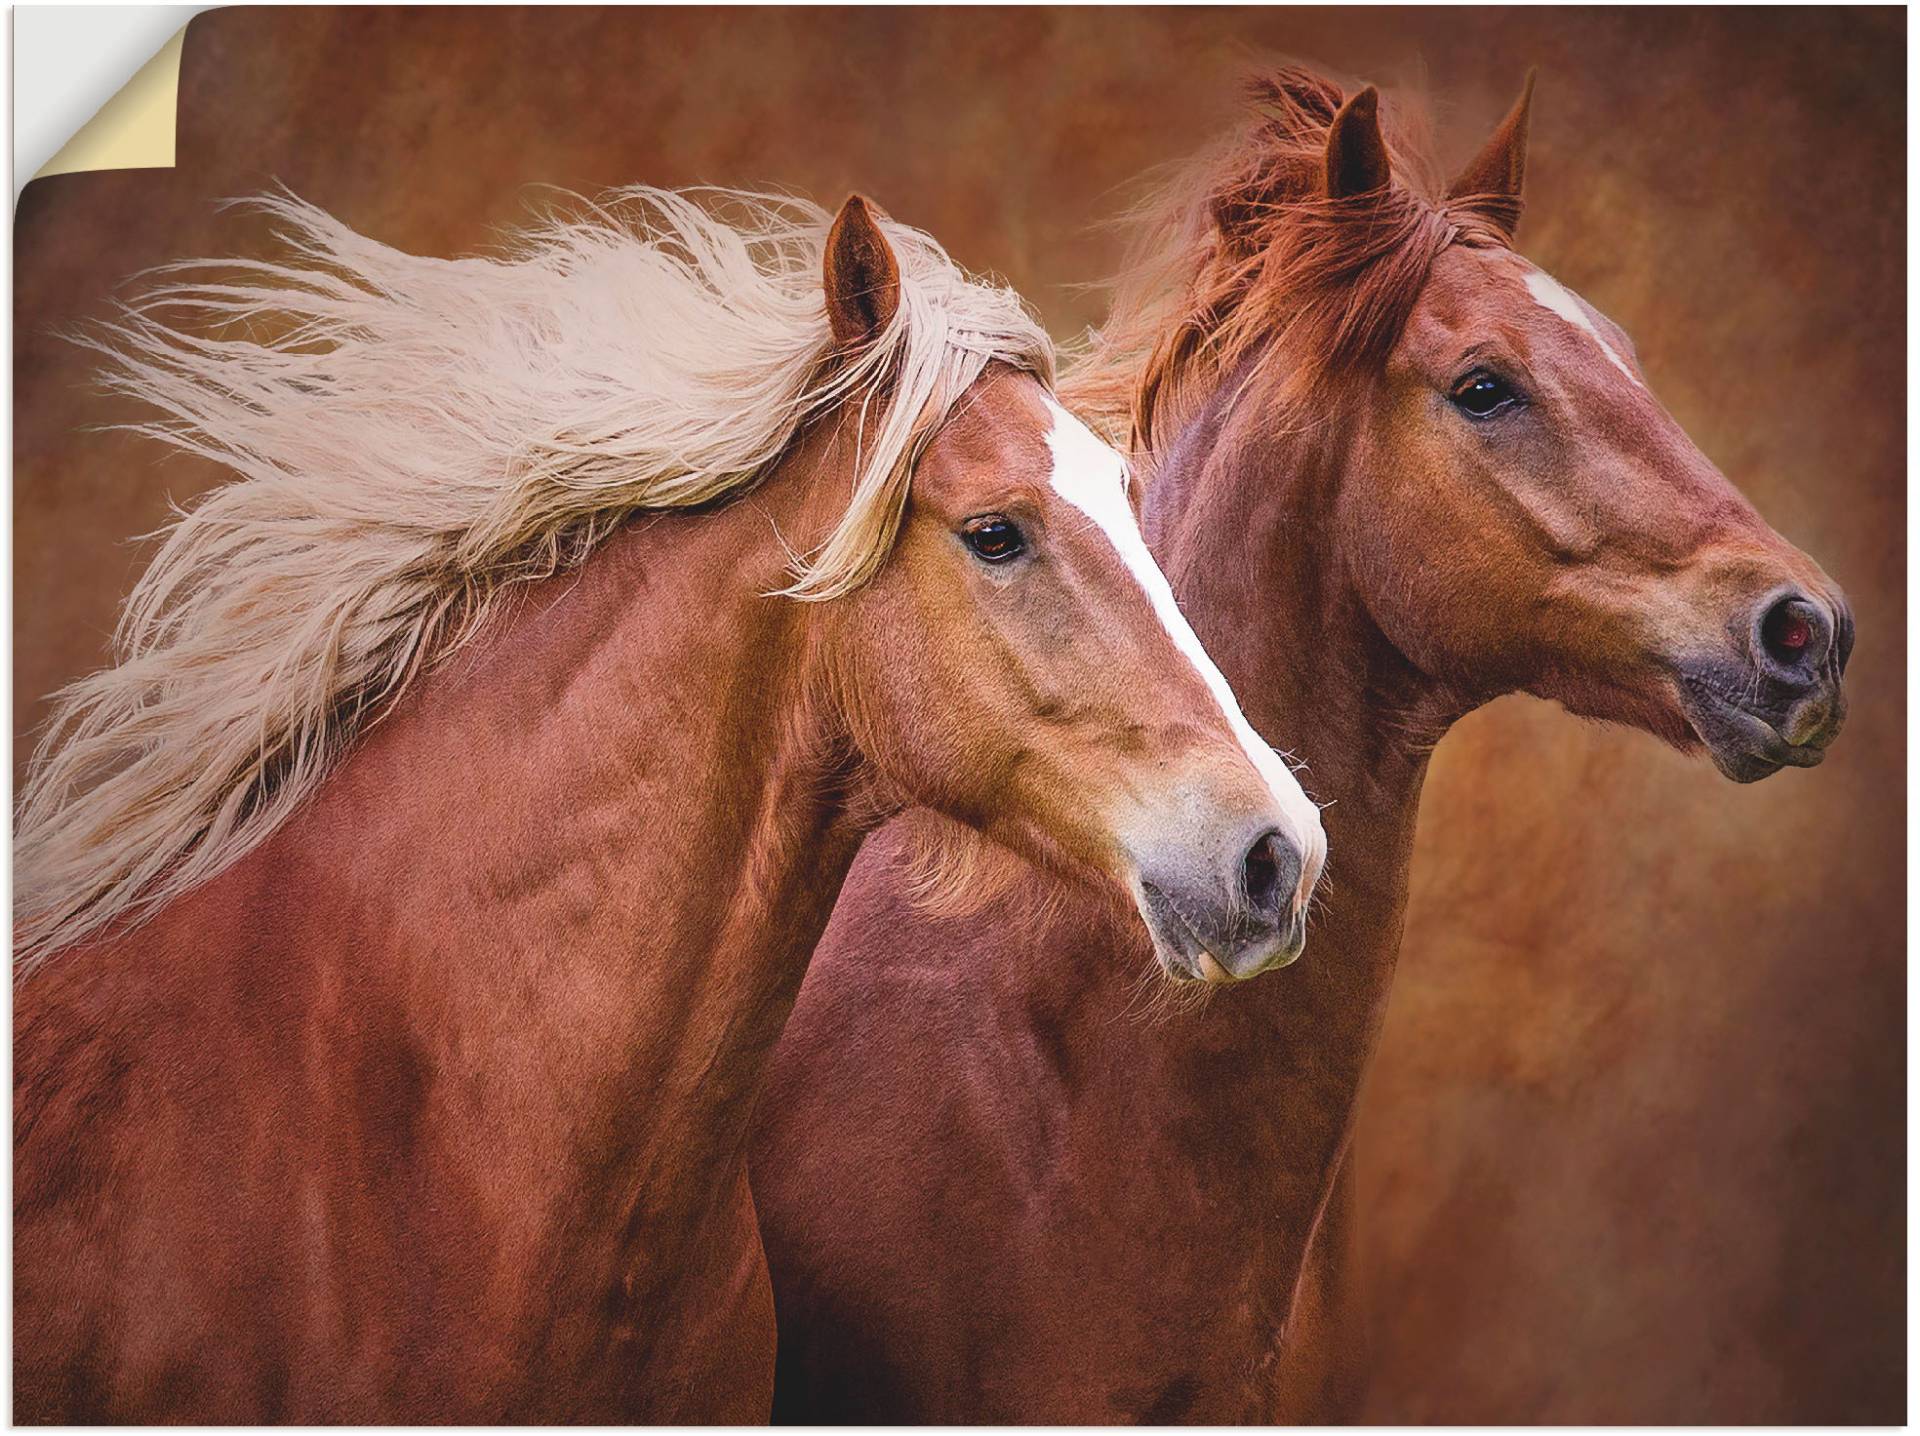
13, 6, 1904, 1422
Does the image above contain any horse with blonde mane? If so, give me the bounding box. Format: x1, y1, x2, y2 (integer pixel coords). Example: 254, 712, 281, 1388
752, 69, 1855, 1420
13, 188, 1325, 1422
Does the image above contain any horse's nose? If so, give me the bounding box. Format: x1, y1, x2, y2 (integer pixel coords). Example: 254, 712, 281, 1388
1206, 821, 1309, 981
1733, 583, 1852, 754
1134, 815, 1313, 985
1676, 565, 1854, 783
1754, 590, 1840, 681
1239, 827, 1301, 933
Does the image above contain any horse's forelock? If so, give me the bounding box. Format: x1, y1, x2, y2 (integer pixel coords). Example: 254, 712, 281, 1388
1062, 65, 1491, 459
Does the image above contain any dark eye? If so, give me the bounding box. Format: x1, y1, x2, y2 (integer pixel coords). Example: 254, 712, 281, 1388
962, 515, 1026, 563
1449, 370, 1522, 419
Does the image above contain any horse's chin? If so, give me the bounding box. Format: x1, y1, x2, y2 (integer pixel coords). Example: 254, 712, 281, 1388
1196, 952, 1238, 984
1131, 882, 1234, 986
1671, 672, 1831, 784
1132, 885, 1219, 985
1539, 669, 1825, 785
1131, 881, 1305, 987
1534, 672, 1699, 752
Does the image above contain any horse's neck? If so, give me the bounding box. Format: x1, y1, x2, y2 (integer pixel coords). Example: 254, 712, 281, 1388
1139, 374, 1465, 1295
354, 514, 863, 1178
1151, 375, 1454, 887
78, 470, 867, 1253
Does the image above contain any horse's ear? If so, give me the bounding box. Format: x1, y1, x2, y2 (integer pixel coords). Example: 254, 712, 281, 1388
1324, 86, 1392, 199
823, 194, 901, 348
1446, 70, 1536, 238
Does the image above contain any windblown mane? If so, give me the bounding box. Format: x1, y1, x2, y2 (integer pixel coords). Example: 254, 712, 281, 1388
1062, 66, 1510, 456
16, 186, 1053, 968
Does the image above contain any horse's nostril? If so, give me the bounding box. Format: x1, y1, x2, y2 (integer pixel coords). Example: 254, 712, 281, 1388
1760, 595, 1826, 668
1240, 829, 1287, 917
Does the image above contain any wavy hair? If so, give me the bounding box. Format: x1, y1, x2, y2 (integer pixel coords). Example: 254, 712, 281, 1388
16, 186, 1053, 968
1063, 66, 1508, 456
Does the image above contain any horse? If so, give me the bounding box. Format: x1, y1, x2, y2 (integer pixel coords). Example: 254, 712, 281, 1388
12, 186, 1328, 1422
750, 68, 1855, 1422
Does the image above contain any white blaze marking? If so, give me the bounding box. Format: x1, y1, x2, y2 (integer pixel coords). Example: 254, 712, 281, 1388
1041, 396, 1326, 878
1523, 269, 1644, 387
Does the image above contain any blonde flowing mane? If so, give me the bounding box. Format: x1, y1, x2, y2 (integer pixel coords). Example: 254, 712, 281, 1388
16, 186, 1054, 969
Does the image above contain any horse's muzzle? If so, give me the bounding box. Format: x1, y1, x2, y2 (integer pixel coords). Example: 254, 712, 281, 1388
1132, 822, 1313, 983
1676, 586, 1853, 783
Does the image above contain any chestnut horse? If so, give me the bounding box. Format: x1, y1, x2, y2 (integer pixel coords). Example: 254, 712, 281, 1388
751, 70, 1855, 1421
13, 189, 1325, 1421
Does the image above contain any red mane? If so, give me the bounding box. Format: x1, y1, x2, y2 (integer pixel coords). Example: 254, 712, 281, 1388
1064, 65, 1513, 456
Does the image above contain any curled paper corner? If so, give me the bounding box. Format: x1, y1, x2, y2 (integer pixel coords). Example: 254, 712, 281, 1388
34, 24, 190, 184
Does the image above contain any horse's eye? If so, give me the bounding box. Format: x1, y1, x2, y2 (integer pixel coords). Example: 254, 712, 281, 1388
1450, 370, 1522, 419
962, 516, 1026, 563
